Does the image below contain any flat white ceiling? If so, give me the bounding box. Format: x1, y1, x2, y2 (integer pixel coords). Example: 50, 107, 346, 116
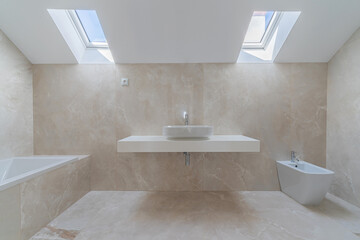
0, 0, 359, 64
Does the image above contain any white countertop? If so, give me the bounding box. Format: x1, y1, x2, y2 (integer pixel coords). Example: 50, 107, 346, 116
117, 135, 260, 153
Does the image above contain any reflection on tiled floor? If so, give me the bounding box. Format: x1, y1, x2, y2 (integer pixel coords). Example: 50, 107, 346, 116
31, 191, 360, 240
309, 193, 360, 235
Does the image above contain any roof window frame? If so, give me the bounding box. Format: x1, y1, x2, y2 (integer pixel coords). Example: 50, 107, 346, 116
67, 10, 108, 49
242, 11, 283, 50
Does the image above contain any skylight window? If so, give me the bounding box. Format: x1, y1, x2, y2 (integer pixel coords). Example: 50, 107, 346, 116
238, 11, 301, 63
48, 9, 114, 63
68, 10, 108, 48
242, 11, 281, 49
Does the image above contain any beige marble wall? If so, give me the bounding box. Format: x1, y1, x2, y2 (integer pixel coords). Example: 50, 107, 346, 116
20, 156, 90, 240
33, 63, 327, 191
0, 185, 20, 240
327, 27, 360, 208
0, 30, 33, 160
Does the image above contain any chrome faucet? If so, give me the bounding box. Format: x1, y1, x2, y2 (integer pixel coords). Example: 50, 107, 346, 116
291, 151, 300, 166
184, 112, 189, 125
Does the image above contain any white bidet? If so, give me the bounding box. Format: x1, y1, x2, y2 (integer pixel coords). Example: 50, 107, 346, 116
276, 160, 334, 205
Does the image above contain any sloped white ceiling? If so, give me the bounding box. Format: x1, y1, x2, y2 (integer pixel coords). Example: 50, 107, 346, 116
0, 0, 360, 64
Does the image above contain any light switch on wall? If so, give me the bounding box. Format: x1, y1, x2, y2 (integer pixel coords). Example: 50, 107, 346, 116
121, 78, 129, 86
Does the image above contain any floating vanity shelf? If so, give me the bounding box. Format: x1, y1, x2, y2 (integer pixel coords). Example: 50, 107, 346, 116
117, 135, 260, 153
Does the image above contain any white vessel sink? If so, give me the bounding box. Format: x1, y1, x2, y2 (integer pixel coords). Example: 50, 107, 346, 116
163, 125, 213, 139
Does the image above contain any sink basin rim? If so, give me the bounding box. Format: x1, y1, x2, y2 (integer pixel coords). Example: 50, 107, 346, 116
164, 125, 213, 128
163, 125, 214, 139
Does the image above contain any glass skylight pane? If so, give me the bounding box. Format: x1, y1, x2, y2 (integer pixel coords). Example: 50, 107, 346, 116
75, 10, 107, 43
244, 11, 274, 43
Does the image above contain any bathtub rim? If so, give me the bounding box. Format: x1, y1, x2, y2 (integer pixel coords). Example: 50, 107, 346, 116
0, 155, 89, 191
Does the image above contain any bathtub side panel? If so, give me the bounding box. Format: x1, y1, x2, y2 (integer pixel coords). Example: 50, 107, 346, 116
0, 185, 20, 240
19, 156, 90, 240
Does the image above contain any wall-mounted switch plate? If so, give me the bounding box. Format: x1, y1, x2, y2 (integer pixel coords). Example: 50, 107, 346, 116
121, 78, 129, 86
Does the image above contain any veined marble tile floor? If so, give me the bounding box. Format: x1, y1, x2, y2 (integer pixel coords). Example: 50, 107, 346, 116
30, 191, 360, 240
308, 193, 360, 236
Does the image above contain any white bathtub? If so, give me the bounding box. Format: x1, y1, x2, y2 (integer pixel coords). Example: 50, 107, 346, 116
0, 156, 81, 191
